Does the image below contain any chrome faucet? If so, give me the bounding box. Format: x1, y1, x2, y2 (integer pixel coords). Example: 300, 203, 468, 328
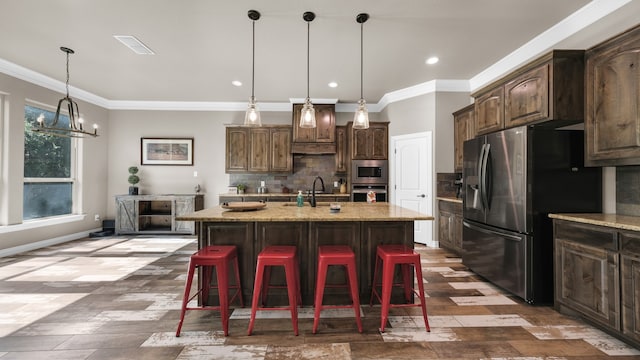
309, 176, 325, 207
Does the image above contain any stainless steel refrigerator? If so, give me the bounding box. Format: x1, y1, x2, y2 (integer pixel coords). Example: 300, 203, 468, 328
462, 125, 601, 304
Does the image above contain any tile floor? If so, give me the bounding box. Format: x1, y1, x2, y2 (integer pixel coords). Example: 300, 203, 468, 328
0, 235, 639, 359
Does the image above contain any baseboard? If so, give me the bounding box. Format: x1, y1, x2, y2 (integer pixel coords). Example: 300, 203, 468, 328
0, 227, 101, 258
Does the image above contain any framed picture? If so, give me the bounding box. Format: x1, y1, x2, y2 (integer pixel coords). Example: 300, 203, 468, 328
141, 137, 194, 165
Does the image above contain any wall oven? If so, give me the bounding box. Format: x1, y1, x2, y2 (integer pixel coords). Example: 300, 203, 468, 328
351, 185, 387, 202
351, 160, 388, 184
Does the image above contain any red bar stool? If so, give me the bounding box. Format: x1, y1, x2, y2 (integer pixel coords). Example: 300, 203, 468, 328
247, 245, 301, 336
176, 245, 243, 337
313, 245, 363, 334
370, 244, 430, 333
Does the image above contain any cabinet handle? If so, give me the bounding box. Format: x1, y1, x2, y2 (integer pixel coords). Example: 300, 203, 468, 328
417, 194, 426, 198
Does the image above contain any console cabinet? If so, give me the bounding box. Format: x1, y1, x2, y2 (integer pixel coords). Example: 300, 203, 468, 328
115, 194, 204, 235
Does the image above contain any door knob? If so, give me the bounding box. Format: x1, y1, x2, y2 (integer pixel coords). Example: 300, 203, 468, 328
416, 194, 425, 198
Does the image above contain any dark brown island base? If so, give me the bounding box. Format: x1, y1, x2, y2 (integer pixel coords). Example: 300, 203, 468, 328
177, 202, 433, 306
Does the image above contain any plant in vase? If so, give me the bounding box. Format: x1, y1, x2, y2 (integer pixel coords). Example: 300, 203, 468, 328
236, 183, 246, 194
128, 166, 140, 195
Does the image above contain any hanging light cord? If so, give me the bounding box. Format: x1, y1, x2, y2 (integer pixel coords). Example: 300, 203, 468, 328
65, 51, 71, 98
360, 20, 364, 100
251, 19, 256, 99
306, 21, 310, 99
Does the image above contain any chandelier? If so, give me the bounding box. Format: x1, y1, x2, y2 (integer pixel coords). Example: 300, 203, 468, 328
32, 47, 98, 138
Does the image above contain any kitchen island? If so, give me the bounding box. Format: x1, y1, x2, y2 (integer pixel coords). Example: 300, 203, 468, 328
177, 202, 433, 305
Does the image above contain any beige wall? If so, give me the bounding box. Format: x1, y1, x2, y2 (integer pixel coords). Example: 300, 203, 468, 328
0, 73, 109, 251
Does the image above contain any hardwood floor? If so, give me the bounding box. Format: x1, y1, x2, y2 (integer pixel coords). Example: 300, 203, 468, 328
0, 235, 638, 359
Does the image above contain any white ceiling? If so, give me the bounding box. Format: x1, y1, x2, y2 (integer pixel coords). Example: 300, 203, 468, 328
1, 0, 639, 110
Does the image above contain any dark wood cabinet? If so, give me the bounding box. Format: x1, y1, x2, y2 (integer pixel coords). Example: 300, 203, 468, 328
504, 51, 584, 128
270, 127, 293, 172
292, 103, 336, 154
349, 122, 389, 160
335, 125, 348, 173
621, 230, 640, 344
474, 86, 504, 135
554, 220, 621, 332
225, 127, 249, 173
585, 25, 640, 166
437, 200, 462, 254
225, 126, 292, 174
473, 50, 584, 135
453, 104, 475, 172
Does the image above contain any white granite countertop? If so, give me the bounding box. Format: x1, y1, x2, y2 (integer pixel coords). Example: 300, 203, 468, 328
549, 213, 640, 232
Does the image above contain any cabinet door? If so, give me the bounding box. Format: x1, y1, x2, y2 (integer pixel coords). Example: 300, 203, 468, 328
270, 127, 292, 173
115, 198, 136, 234
621, 231, 640, 343
453, 105, 475, 172
351, 127, 370, 160
335, 126, 348, 173
504, 65, 549, 128
585, 26, 640, 166
315, 104, 336, 143
292, 104, 315, 143
438, 210, 453, 248
452, 212, 463, 252
174, 197, 195, 234
225, 127, 249, 173
370, 124, 388, 159
554, 221, 620, 331
248, 128, 270, 172
474, 86, 504, 135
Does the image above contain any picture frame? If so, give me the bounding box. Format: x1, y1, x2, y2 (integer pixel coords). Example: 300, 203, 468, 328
141, 137, 194, 165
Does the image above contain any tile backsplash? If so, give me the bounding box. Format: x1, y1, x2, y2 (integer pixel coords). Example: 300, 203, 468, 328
616, 165, 640, 216
229, 154, 347, 194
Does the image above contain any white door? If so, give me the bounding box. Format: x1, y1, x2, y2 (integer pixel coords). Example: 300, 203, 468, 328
391, 132, 434, 246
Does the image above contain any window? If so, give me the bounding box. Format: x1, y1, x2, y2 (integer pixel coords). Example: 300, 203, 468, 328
23, 105, 75, 220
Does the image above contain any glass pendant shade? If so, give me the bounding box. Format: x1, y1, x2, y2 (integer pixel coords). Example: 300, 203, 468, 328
244, 96, 261, 126
299, 97, 316, 128
352, 98, 370, 129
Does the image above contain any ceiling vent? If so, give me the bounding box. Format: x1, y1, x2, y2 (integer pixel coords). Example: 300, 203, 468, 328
113, 35, 155, 55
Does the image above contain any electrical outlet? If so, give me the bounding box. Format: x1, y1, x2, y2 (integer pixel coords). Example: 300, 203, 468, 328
94, 214, 100, 222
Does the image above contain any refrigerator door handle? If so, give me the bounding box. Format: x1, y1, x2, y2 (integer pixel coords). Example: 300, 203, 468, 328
479, 143, 490, 210
463, 220, 522, 242
481, 143, 491, 209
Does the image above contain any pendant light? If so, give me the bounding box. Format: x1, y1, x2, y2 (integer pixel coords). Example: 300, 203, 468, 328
33, 47, 99, 138
353, 13, 370, 130
244, 10, 261, 126
299, 11, 316, 128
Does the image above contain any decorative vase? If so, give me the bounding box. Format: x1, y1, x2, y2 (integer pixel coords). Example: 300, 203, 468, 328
129, 186, 139, 195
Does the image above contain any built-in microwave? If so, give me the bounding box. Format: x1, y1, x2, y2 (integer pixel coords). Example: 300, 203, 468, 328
351, 159, 388, 184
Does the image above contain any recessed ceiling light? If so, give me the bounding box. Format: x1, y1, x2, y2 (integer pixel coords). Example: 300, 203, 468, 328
328, 82, 338, 88
232, 80, 242, 87
113, 35, 155, 55
426, 56, 439, 65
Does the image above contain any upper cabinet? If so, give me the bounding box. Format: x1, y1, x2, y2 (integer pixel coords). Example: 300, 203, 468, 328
225, 126, 293, 174
453, 104, 475, 172
474, 86, 504, 135
472, 50, 585, 135
585, 25, 640, 166
292, 103, 336, 154
349, 122, 389, 160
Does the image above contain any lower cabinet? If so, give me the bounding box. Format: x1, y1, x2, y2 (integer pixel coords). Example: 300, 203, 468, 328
553, 219, 640, 347
438, 200, 463, 254
115, 194, 204, 235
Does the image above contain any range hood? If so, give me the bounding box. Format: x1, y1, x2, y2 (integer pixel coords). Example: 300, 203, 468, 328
291, 103, 336, 154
